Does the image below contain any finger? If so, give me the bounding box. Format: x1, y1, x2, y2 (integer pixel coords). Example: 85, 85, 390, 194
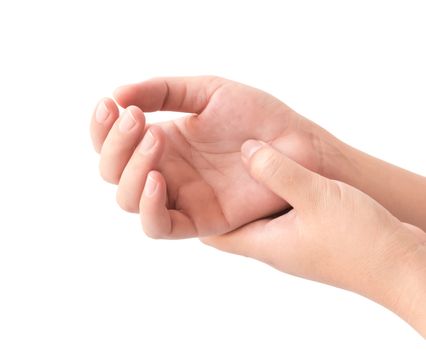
241, 140, 327, 211
99, 106, 146, 184
113, 76, 227, 113
116, 125, 165, 213
139, 171, 198, 239
90, 98, 120, 153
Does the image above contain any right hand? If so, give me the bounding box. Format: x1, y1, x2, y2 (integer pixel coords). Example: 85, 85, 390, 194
90, 76, 337, 238
202, 140, 426, 336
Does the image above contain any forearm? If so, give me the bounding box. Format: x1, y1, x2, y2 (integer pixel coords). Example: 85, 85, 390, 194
344, 224, 426, 337
395, 250, 426, 337
383, 228, 426, 337
321, 133, 426, 232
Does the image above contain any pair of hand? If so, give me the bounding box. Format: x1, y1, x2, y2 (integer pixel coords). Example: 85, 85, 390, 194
90, 76, 426, 335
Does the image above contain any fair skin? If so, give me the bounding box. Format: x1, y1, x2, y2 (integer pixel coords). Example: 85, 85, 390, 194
90, 76, 426, 334
91, 76, 323, 237
90, 76, 426, 237
202, 141, 426, 337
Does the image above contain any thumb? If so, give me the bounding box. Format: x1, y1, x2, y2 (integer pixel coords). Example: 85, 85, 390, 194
241, 140, 327, 211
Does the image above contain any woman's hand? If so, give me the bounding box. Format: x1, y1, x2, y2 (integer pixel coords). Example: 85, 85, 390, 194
90, 76, 331, 238
202, 140, 426, 336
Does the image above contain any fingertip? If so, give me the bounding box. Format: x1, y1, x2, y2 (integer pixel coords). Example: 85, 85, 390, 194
103, 97, 119, 114
143, 171, 161, 198
139, 170, 172, 239
139, 172, 198, 239
115, 189, 139, 213
140, 170, 168, 210
93, 97, 119, 122
241, 139, 266, 161
113, 84, 136, 107
90, 97, 120, 153
126, 105, 146, 125
135, 125, 166, 161
145, 124, 165, 146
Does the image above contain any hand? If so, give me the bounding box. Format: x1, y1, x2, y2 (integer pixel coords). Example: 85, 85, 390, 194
90, 76, 334, 238
202, 140, 426, 336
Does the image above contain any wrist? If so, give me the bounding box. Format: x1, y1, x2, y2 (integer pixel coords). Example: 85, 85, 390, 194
310, 124, 361, 183
316, 125, 426, 231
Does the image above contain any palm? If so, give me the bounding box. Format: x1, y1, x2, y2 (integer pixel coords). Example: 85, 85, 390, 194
142, 80, 320, 235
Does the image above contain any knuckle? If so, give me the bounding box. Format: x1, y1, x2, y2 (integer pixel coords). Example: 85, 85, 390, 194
312, 179, 345, 210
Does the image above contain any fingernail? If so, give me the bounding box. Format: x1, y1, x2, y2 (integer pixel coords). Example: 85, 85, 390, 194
95, 101, 110, 123
144, 173, 158, 197
119, 109, 136, 132
138, 129, 156, 154
242, 140, 263, 159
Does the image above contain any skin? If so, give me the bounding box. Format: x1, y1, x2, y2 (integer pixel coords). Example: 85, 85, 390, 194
90, 76, 426, 335
91, 76, 426, 238
91, 76, 328, 237
202, 141, 426, 337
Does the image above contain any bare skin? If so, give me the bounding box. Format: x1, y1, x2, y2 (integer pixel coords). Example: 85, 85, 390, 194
202, 141, 426, 337
90, 76, 426, 237
91, 76, 328, 237
90, 76, 426, 335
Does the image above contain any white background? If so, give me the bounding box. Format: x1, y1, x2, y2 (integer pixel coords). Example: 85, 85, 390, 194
0, 0, 425, 348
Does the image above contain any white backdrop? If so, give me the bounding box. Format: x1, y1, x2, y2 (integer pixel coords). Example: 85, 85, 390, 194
0, 0, 425, 348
